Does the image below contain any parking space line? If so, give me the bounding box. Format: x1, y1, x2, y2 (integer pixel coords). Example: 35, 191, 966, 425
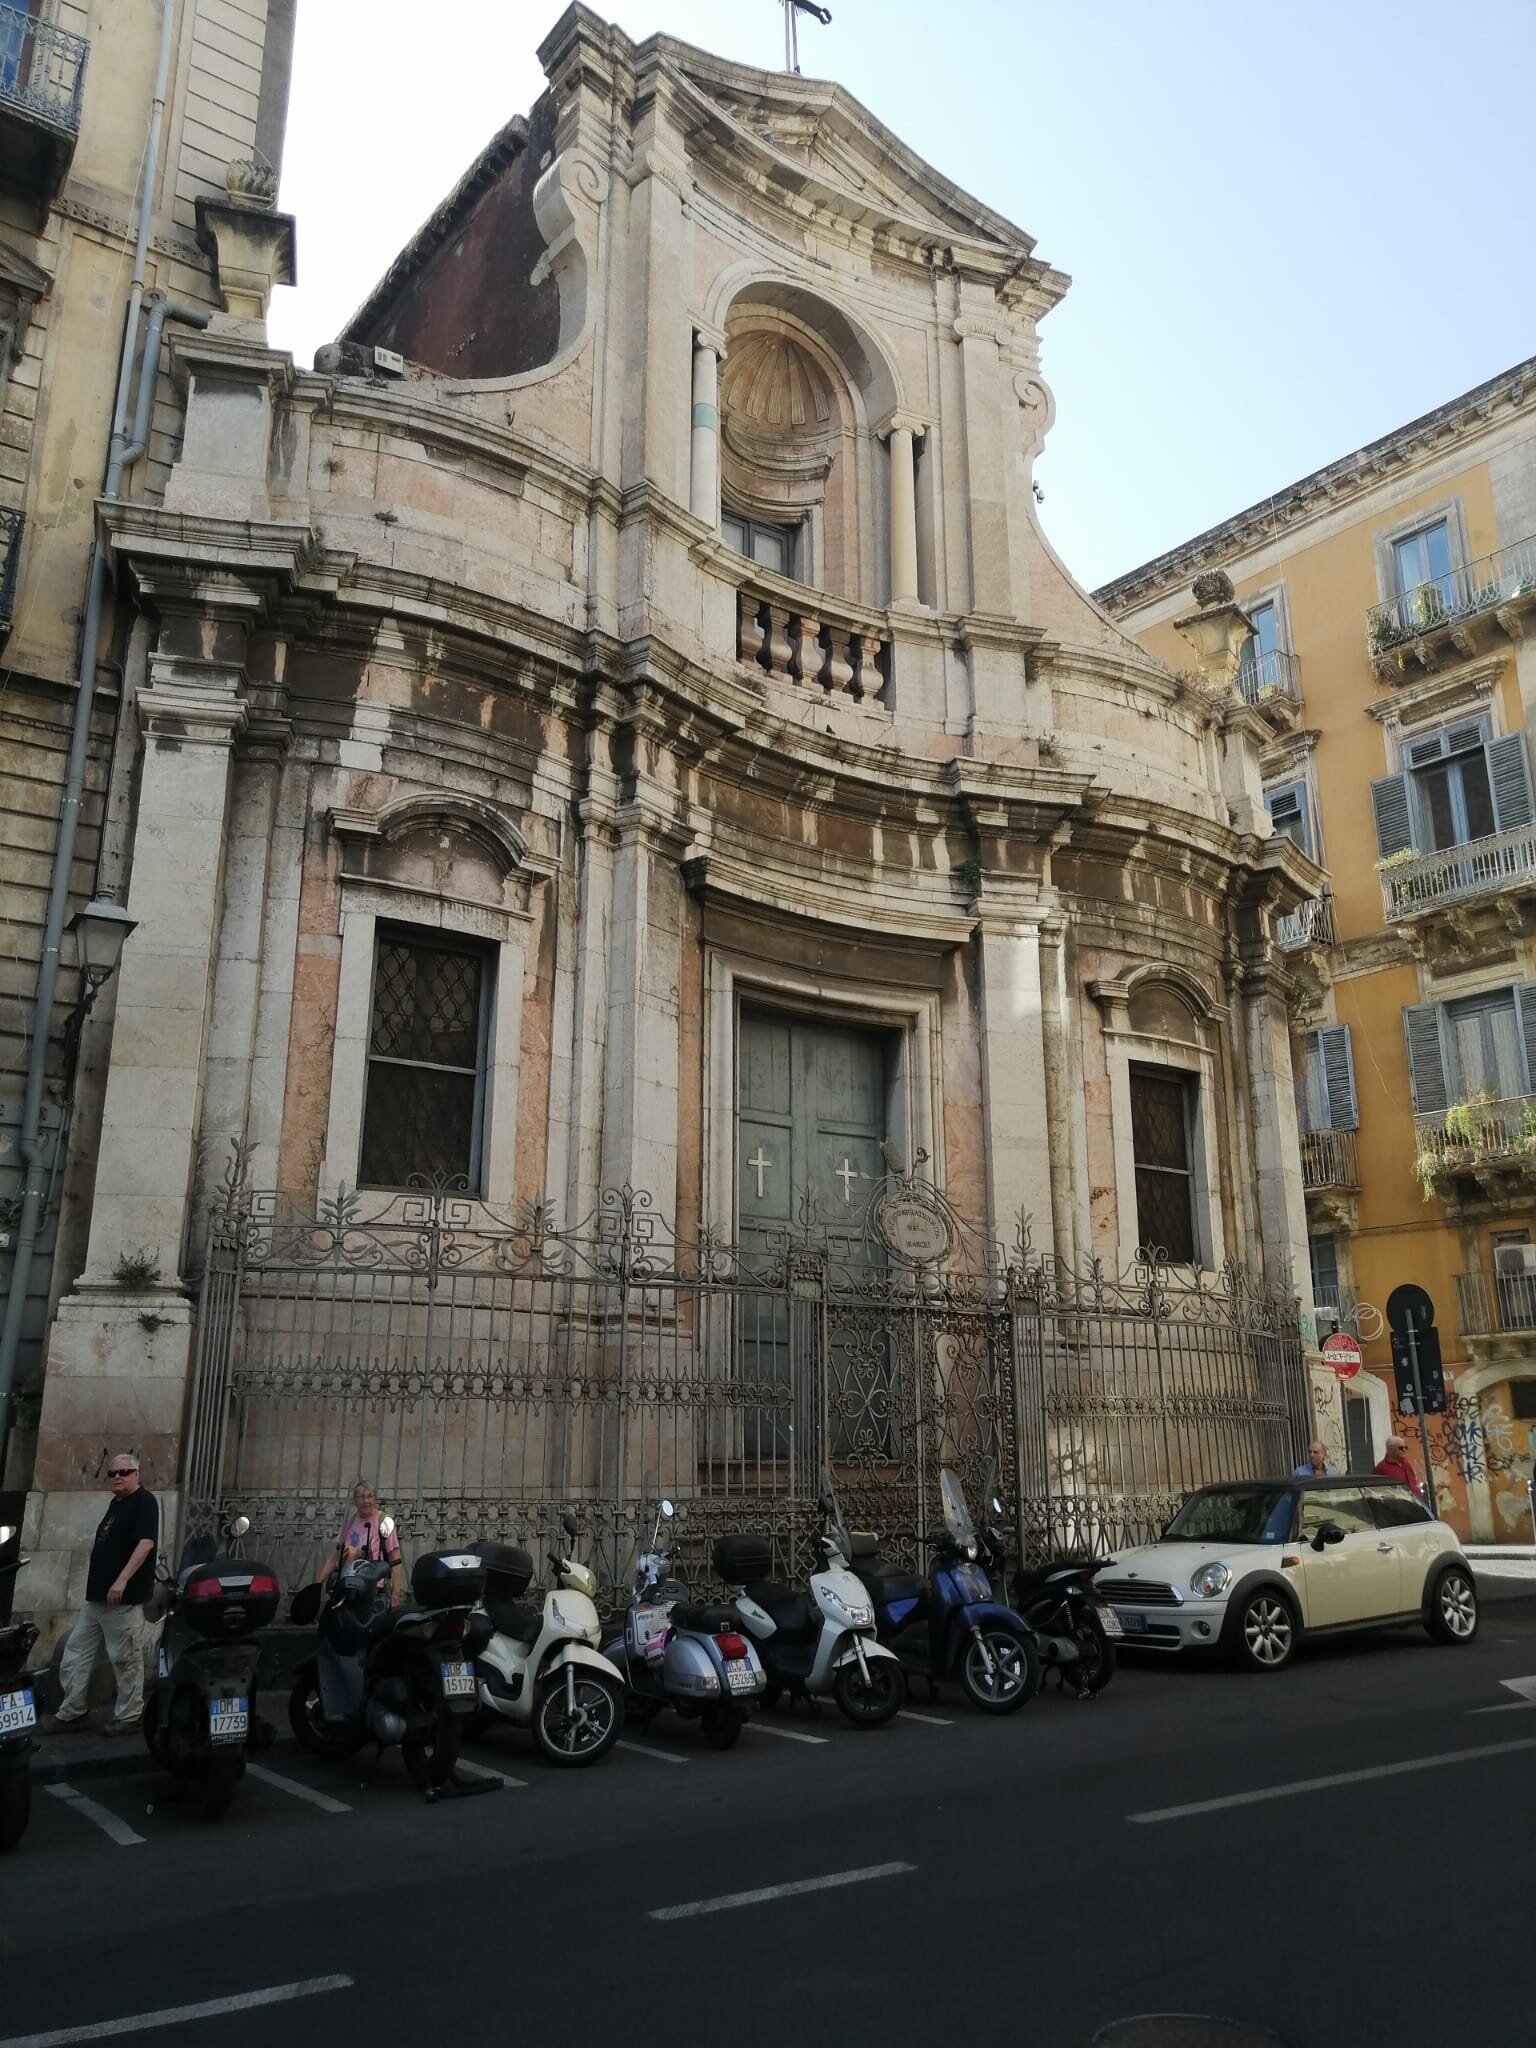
1128, 1734, 1536, 1824
743, 1720, 828, 1746
649, 1861, 915, 1922
45, 1783, 145, 1847
0, 1973, 353, 2047
453, 1758, 526, 1788
616, 1739, 690, 1765
897, 1708, 953, 1727
244, 1762, 351, 1814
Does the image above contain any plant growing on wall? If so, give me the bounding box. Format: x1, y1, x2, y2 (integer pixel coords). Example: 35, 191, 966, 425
1375, 847, 1418, 872
1442, 1088, 1496, 1150
112, 1248, 161, 1291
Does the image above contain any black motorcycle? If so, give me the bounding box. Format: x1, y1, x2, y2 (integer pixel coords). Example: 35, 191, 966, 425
0, 1522, 39, 1850
143, 1514, 281, 1818
288, 1532, 488, 1791
972, 1474, 1118, 1696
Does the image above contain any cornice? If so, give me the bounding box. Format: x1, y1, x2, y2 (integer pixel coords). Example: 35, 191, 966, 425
1364, 655, 1506, 727
682, 848, 977, 950
1095, 354, 1536, 615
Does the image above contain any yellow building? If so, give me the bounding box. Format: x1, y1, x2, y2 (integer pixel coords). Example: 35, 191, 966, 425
1100, 358, 1536, 1545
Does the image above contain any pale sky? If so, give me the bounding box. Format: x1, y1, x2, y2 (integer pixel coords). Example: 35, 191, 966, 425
269, 0, 1536, 591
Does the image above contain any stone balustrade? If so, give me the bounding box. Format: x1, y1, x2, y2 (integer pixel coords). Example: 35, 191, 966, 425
735, 577, 891, 705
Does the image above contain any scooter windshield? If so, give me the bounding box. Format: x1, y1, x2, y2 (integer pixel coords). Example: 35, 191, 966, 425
939, 1467, 977, 1545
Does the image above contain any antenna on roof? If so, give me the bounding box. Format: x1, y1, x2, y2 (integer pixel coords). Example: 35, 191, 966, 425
781, 0, 832, 75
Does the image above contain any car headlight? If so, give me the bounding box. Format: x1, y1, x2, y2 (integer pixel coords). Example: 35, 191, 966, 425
1190, 1561, 1232, 1599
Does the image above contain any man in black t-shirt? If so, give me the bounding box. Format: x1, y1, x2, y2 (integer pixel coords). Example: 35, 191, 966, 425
52, 1453, 159, 1733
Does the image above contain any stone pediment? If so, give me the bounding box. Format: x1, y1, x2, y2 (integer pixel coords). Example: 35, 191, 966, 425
658, 40, 1056, 280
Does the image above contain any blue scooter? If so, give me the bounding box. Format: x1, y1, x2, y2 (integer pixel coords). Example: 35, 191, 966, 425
848, 1469, 1040, 1713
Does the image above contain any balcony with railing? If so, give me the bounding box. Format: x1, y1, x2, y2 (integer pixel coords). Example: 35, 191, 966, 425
735, 575, 892, 708
1367, 534, 1536, 677
1378, 823, 1536, 924
1415, 1092, 1536, 1203
0, 3, 87, 204
1235, 646, 1303, 730
1455, 1267, 1536, 1341
1276, 887, 1335, 953
1301, 1126, 1359, 1194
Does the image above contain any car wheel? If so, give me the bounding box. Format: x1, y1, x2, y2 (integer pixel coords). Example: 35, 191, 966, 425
1426, 1565, 1479, 1645
1231, 1587, 1297, 1672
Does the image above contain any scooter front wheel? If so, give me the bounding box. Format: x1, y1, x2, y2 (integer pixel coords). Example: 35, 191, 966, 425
832, 1654, 904, 1728
701, 1705, 743, 1750
287, 1670, 365, 1760
200, 1752, 241, 1821
1068, 1615, 1115, 1696
960, 1627, 1038, 1714
403, 1699, 461, 1790
533, 1671, 622, 1766
0, 1764, 30, 1851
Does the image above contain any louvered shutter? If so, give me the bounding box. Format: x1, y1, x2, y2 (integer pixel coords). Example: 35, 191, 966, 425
1516, 983, 1536, 1094
1319, 1024, 1358, 1130
1403, 1003, 1449, 1114
1489, 733, 1536, 833
1371, 773, 1414, 858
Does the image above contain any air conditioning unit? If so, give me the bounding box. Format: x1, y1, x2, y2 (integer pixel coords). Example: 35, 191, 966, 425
1315, 1307, 1342, 1339
1494, 1243, 1536, 1278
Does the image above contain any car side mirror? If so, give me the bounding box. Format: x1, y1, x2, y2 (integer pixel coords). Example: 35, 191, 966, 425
1311, 1520, 1345, 1551
660, 1499, 675, 1519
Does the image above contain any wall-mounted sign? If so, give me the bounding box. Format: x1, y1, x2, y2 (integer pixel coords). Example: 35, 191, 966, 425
875, 1190, 952, 1266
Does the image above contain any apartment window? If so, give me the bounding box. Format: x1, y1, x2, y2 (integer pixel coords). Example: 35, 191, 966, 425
1309, 1233, 1341, 1312
1371, 722, 1534, 861
359, 930, 491, 1190
1403, 981, 1536, 1113
1265, 778, 1313, 858
722, 509, 804, 581
1392, 519, 1454, 607
1129, 1065, 1198, 1265
1237, 601, 1278, 690
1299, 1025, 1357, 1132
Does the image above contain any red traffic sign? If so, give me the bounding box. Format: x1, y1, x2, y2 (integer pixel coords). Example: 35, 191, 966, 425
1322, 1332, 1363, 1378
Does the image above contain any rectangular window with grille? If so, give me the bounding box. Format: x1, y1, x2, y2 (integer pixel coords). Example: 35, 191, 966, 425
1129, 1065, 1198, 1265
359, 930, 491, 1191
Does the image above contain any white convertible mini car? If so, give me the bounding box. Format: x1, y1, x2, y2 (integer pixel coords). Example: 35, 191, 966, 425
1095, 1476, 1479, 1671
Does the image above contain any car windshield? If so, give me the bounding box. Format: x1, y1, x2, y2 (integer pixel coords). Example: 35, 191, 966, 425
1163, 1487, 1294, 1546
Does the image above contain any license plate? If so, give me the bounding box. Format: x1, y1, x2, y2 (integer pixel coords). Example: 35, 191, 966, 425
0, 1687, 36, 1736
1097, 1604, 1125, 1639
725, 1660, 756, 1694
209, 1698, 247, 1744
1115, 1609, 1148, 1635
440, 1661, 476, 1699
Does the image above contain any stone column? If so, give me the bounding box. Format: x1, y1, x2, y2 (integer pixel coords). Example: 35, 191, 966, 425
1241, 958, 1313, 1309
1038, 916, 1078, 1277
689, 332, 722, 527
886, 419, 920, 604
600, 804, 682, 1212
975, 911, 1055, 1260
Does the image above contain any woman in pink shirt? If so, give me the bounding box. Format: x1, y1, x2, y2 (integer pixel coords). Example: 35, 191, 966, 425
318, 1481, 403, 1608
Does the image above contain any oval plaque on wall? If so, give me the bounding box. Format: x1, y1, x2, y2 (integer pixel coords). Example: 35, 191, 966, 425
875, 1190, 952, 1266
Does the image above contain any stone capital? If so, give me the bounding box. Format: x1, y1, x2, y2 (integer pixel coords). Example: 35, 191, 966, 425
952, 312, 1010, 347
194, 195, 297, 329
1173, 593, 1256, 689
136, 678, 248, 748
876, 409, 928, 444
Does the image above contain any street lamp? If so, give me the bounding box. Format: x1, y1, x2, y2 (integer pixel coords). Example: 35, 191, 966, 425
65, 892, 136, 1032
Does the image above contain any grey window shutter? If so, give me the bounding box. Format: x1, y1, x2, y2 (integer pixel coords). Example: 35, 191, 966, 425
1319, 1024, 1358, 1130
1516, 984, 1536, 1094
1371, 773, 1414, 858
1489, 733, 1535, 833
1403, 1003, 1449, 1114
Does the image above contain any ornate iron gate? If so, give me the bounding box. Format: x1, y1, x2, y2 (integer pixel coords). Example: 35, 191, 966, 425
183, 1150, 1307, 1600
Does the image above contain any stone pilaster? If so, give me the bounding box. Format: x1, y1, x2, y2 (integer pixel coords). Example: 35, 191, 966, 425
975, 901, 1055, 1259
600, 800, 683, 1212
689, 330, 723, 527
620, 84, 693, 507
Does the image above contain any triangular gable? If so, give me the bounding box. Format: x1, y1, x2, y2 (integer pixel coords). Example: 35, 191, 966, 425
0, 235, 52, 298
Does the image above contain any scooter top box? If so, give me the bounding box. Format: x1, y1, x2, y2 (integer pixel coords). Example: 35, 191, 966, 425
177, 1559, 281, 1635
410, 1549, 489, 1610
713, 1533, 773, 1583
469, 1540, 534, 1598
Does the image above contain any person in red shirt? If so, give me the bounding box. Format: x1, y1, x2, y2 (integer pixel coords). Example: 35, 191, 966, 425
1374, 1434, 1425, 1502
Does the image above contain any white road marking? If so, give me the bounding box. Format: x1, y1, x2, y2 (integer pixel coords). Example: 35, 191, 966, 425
1128, 1735, 1536, 1824
453, 1758, 526, 1788
244, 1762, 351, 1814
616, 1739, 690, 1765
897, 1708, 953, 1727
649, 1861, 915, 1921
1501, 1675, 1536, 1701
743, 1719, 828, 1745
45, 1783, 145, 1847
0, 1975, 353, 2047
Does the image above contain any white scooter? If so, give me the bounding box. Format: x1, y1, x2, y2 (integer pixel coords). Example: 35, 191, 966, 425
714, 1490, 905, 1727
471, 1513, 625, 1766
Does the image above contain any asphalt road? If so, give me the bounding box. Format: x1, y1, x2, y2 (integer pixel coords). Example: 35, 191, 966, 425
7, 1605, 1536, 2048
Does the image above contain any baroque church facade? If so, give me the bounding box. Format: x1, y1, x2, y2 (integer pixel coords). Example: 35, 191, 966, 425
17, 6, 1329, 1607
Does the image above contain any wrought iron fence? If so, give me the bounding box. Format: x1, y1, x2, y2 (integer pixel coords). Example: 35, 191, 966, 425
1379, 822, 1536, 922
1455, 1266, 1536, 1338
1235, 646, 1302, 711
1300, 1127, 1359, 1192
1276, 889, 1334, 952
183, 1148, 1308, 1603
1367, 533, 1536, 657
0, 4, 87, 133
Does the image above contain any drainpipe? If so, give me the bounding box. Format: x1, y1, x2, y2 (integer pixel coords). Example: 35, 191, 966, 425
0, 0, 205, 1478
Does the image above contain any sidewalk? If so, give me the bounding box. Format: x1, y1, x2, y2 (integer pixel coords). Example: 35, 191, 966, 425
31, 1689, 293, 1785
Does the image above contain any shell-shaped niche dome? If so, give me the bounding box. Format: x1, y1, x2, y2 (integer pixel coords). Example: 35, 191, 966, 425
721, 328, 838, 437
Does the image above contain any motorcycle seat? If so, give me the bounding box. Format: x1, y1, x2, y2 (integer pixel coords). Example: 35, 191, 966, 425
1013, 1558, 1096, 1597
485, 1594, 542, 1645
669, 1602, 737, 1634
862, 1568, 924, 1608
743, 1581, 815, 1641
367, 1606, 429, 1639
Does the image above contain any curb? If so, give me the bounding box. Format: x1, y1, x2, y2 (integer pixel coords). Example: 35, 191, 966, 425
32, 1694, 296, 1786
